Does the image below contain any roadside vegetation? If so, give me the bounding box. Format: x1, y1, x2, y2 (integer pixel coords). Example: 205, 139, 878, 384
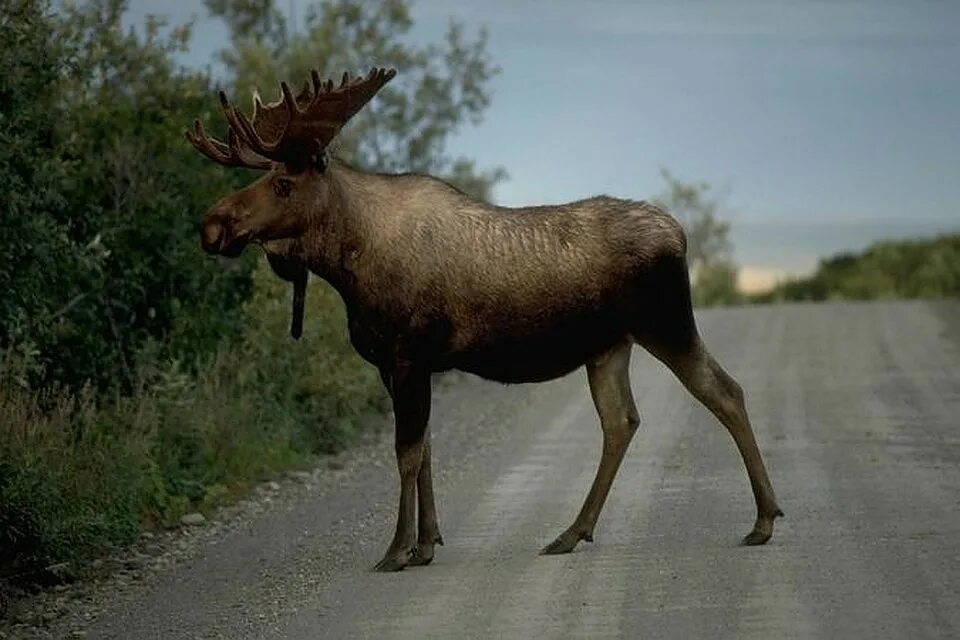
750, 234, 960, 303
0, 0, 501, 586
653, 173, 959, 306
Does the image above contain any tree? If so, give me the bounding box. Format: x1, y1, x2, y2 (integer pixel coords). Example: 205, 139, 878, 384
205, 0, 506, 201
0, 0, 101, 384
52, 0, 260, 389
655, 170, 740, 306
0, 0, 256, 391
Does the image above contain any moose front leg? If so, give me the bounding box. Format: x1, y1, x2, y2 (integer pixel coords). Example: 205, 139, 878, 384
408, 426, 443, 566
374, 364, 431, 572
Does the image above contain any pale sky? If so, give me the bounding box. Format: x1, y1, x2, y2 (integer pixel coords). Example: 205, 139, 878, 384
125, 0, 960, 275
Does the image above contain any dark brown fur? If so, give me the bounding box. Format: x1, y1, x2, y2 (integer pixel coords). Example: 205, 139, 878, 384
199, 157, 783, 571
225, 162, 689, 373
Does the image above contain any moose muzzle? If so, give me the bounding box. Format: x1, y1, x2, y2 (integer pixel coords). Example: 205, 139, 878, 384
200, 213, 249, 257
200, 218, 225, 255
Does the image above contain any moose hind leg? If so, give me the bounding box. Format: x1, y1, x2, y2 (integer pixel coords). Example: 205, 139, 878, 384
656, 339, 784, 545
542, 340, 639, 555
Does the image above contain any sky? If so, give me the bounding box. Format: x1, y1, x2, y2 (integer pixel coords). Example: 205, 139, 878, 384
124, 0, 960, 282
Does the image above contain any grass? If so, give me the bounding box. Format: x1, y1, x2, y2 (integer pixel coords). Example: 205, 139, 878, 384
0, 264, 386, 584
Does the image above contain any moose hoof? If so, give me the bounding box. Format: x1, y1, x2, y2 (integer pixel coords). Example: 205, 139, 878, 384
740, 529, 772, 546
407, 543, 435, 566
740, 509, 783, 546
373, 550, 411, 572
408, 533, 443, 566
540, 530, 583, 555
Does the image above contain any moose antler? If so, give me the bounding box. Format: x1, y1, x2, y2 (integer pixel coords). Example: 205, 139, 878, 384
186, 119, 273, 170
187, 67, 396, 169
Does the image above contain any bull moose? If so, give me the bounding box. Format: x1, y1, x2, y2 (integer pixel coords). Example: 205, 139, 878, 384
186, 67, 783, 571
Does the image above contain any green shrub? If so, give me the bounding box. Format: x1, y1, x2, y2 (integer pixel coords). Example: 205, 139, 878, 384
0, 1, 256, 393
692, 261, 742, 307
753, 234, 960, 303
0, 264, 385, 580
0, 379, 150, 580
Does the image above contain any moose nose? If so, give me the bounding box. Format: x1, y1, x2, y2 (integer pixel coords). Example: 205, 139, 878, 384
201, 219, 224, 254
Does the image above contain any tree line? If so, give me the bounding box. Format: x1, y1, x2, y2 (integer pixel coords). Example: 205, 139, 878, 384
752, 234, 960, 303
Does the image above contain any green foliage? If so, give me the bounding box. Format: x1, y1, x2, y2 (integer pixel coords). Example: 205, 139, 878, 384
0, 371, 147, 580
655, 170, 740, 306
692, 261, 742, 307
1, 0, 255, 392
0, 0, 99, 385
0, 276, 385, 580
752, 234, 960, 303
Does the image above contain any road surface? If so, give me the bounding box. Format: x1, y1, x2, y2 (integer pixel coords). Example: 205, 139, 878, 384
85, 301, 960, 639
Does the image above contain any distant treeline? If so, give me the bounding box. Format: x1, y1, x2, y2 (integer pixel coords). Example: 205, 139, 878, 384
751, 234, 960, 303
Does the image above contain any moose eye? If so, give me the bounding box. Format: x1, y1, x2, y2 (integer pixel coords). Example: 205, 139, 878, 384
273, 178, 294, 198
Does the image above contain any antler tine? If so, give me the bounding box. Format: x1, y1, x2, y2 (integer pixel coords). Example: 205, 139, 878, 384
214, 89, 270, 158
218, 90, 234, 120
226, 128, 269, 169
185, 118, 272, 170
186, 119, 227, 161
206, 90, 274, 168
217, 91, 249, 147
226, 127, 243, 156
279, 81, 299, 115
232, 106, 274, 155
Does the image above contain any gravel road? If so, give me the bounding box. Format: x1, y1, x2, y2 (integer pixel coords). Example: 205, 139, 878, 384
73, 301, 960, 639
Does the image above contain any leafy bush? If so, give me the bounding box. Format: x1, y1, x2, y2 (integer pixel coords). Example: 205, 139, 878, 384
0, 1, 256, 393
752, 234, 960, 303
0, 268, 385, 580
692, 261, 742, 307
0, 1, 98, 387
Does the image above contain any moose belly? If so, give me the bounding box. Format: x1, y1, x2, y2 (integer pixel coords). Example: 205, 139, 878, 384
446, 307, 627, 383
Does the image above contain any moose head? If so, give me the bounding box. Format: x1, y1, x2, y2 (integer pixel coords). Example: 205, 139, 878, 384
186, 67, 396, 337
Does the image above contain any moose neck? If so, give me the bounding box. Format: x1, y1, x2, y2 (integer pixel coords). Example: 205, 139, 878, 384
283, 159, 393, 302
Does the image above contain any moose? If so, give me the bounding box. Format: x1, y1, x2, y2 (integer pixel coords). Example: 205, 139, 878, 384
187, 67, 783, 571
